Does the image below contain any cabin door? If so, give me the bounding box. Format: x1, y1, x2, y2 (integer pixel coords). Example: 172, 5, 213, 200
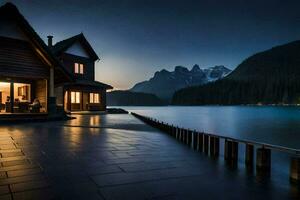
70, 91, 81, 111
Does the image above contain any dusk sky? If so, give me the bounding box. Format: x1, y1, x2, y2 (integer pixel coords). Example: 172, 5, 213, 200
6, 0, 300, 89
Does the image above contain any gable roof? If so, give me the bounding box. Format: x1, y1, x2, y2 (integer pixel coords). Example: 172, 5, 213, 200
52, 33, 99, 61
0, 2, 73, 82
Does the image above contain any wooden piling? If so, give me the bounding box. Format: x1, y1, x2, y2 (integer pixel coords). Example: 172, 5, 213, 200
210, 136, 220, 157
173, 126, 176, 137
203, 134, 209, 154
225, 140, 238, 161
184, 129, 189, 144
245, 144, 254, 167
176, 127, 179, 139
290, 157, 300, 184
187, 130, 192, 146
192, 131, 197, 150
256, 147, 271, 172
180, 129, 183, 142
198, 133, 203, 152
183, 129, 187, 144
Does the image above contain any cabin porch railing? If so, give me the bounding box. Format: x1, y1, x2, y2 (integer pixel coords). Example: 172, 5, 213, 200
131, 112, 300, 184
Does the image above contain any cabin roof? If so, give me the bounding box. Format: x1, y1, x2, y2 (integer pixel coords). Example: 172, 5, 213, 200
64, 80, 113, 90
52, 33, 99, 61
0, 2, 73, 82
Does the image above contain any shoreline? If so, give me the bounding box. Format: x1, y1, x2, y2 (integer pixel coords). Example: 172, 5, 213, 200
110, 104, 300, 107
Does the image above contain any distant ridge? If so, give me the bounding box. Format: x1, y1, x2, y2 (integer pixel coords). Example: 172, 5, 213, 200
172, 40, 300, 105
107, 90, 166, 106
130, 65, 231, 101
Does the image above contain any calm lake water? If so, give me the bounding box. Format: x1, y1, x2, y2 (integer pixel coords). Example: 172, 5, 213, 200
118, 106, 300, 149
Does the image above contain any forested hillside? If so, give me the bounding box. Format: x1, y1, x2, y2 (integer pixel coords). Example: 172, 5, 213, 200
172, 40, 300, 105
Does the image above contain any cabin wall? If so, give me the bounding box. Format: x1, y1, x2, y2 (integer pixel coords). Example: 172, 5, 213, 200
64, 86, 107, 111
0, 37, 50, 79
54, 86, 63, 106
60, 53, 95, 81
100, 89, 107, 110
35, 79, 47, 112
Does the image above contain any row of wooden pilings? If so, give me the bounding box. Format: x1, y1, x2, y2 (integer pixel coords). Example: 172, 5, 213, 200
131, 112, 300, 184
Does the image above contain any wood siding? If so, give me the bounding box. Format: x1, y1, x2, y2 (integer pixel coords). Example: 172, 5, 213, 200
0, 36, 50, 79
60, 53, 95, 81
54, 86, 63, 106
35, 79, 47, 112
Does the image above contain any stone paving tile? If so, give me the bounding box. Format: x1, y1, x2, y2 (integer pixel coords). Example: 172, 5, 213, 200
0, 152, 24, 158
6, 168, 42, 178
12, 188, 56, 200
0, 149, 22, 154
91, 166, 211, 187
51, 181, 104, 200
10, 179, 50, 193
0, 144, 16, 150
102, 157, 146, 165
1, 160, 29, 168
0, 156, 27, 163
85, 165, 123, 175
118, 162, 177, 172
0, 174, 45, 186
0, 164, 38, 173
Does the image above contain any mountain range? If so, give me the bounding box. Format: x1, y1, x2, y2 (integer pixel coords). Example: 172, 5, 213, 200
172, 40, 300, 105
130, 65, 231, 101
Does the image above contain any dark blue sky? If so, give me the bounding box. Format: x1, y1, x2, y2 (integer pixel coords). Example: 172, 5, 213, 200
7, 0, 300, 89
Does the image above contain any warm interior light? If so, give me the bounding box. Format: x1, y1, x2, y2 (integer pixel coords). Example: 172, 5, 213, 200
71, 91, 80, 103
89, 93, 100, 103
0, 82, 10, 87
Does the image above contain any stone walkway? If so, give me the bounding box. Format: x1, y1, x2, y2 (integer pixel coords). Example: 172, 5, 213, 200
0, 114, 298, 200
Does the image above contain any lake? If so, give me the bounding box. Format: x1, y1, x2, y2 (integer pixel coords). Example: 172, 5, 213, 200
117, 106, 300, 149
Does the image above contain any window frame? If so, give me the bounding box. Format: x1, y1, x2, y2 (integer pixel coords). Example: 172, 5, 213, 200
71, 91, 81, 104
89, 93, 100, 103
74, 63, 84, 74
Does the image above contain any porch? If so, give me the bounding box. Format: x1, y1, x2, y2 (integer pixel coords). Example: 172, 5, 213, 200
0, 79, 48, 114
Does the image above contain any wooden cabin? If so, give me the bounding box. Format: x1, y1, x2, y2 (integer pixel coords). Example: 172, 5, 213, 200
0, 3, 112, 116
52, 34, 113, 112
0, 3, 72, 115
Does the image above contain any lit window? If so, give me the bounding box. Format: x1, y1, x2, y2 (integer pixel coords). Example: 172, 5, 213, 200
74, 63, 79, 74
74, 63, 84, 74
80, 64, 84, 74
71, 92, 80, 103
90, 93, 94, 103
90, 93, 100, 103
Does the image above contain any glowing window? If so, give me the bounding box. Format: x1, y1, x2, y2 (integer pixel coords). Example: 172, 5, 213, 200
71, 92, 80, 103
74, 63, 79, 74
90, 93, 99, 103
74, 63, 84, 74
80, 64, 84, 74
